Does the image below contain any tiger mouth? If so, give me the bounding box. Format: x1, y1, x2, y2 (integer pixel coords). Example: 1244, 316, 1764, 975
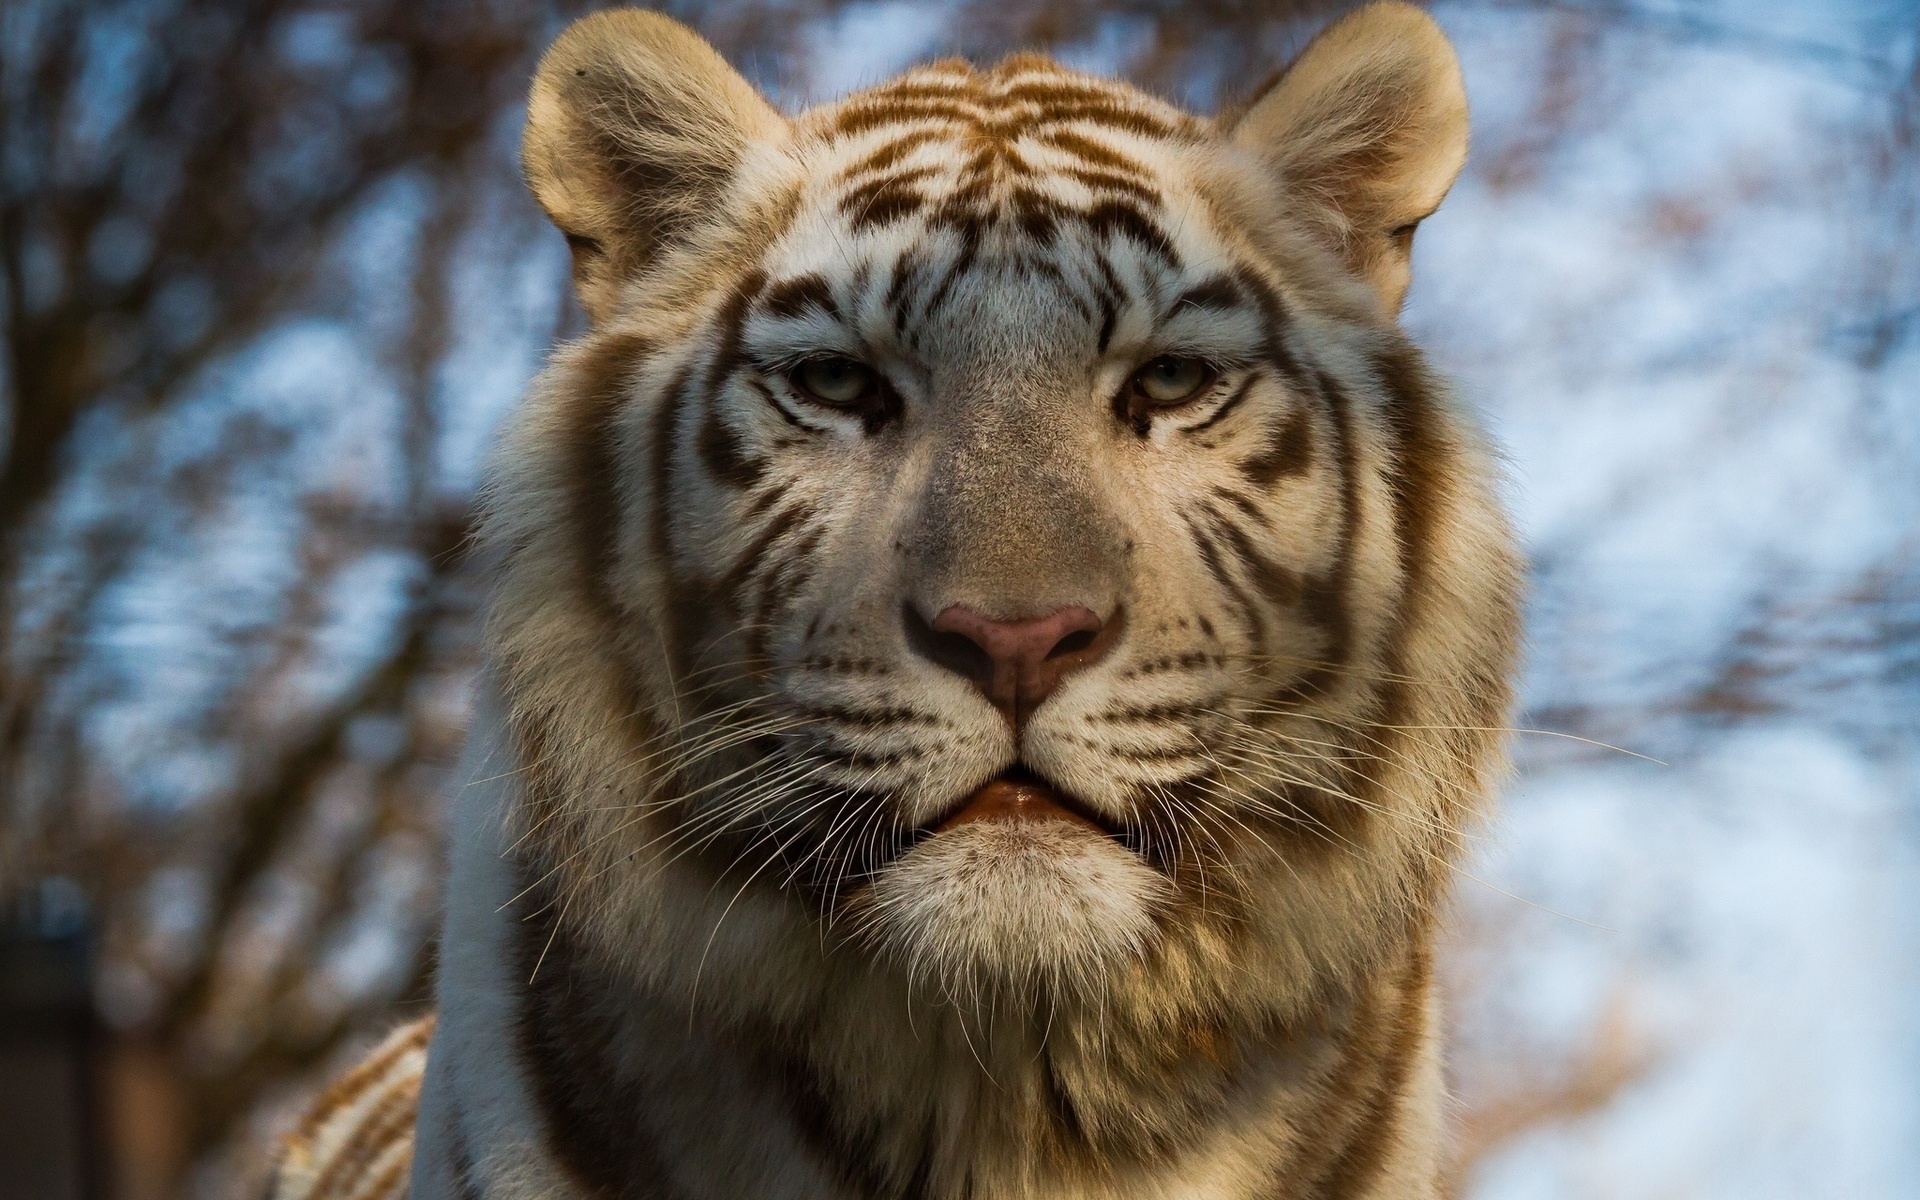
770, 764, 1164, 903
931, 765, 1127, 841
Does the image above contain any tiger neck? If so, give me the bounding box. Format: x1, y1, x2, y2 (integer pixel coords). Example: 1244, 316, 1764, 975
492, 851, 1441, 1200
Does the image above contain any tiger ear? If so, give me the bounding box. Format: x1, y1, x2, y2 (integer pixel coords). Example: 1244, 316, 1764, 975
1223, 2, 1468, 316
523, 10, 786, 323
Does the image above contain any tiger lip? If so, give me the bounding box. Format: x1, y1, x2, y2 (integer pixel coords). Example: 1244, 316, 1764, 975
933, 764, 1122, 838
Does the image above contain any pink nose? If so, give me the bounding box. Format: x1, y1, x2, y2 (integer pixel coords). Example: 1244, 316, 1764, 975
928, 604, 1112, 730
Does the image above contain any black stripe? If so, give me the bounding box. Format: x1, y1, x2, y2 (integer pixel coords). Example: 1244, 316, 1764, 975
886, 249, 927, 336
760, 1050, 904, 1199
1209, 500, 1305, 611
1100, 701, 1207, 722
1266, 369, 1359, 705
707, 269, 768, 392
1035, 126, 1151, 176
1064, 165, 1160, 204
838, 128, 945, 179
1008, 95, 1195, 141
1233, 266, 1311, 392
511, 869, 686, 1200
1171, 275, 1243, 314
1362, 339, 1483, 781
699, 403, 764, 489
1183, 510, 1266, 650
750, 379, 809, 429
649, 271, 767, 642
570, 332, 653, 626
1370, 346, 1443, 609
1092, 248, 1125, 354
919, 227, 980, 319
1021, 253, 1092, 319
1210, 484, 1268, 529
648, 362, 696, 676
1239, 403, 1314, 487
1010, 186, 1065, 246
760, 272, 840, 320
718, 501, 813, 614
1111, 743, 1203, 763
1318, 947, 1437, 1197
833, 98, 983, 138
797, 703, 941, 728
1081, 199, 1180, 268
747, 523, 825, 662
1041, 1053, 1087, 1144
843, 171, 933, 230
1187, 375, 1257, 435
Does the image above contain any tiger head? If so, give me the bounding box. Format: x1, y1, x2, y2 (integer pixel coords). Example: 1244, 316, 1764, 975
490, 3, 1520, 1020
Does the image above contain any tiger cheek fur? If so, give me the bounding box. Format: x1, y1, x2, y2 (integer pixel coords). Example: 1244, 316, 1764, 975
271, 6, 1524, 1200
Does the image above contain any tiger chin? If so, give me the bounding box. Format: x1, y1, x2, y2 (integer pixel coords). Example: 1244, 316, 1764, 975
268, 4, 1523, 1199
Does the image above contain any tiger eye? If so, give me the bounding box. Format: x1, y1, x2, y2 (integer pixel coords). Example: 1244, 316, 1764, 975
1134, 357, 1212, 405
794, 357, 876, 407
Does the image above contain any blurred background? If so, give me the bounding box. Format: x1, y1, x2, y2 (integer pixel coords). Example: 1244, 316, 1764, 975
0, 0, 1914, 1196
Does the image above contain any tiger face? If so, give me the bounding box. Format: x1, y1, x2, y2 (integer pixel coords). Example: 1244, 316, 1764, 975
496, 4, 1520, 1016
681, 122, 1379, 991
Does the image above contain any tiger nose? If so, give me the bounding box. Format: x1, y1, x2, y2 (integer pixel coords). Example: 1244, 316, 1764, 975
924, 604, 1115, 730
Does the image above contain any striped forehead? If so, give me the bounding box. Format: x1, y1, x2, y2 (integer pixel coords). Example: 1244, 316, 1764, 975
753, 59, 1235, 346
790, 58, 1207, 245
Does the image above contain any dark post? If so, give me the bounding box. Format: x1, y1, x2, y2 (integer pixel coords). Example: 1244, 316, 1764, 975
0, 879, 103, 1200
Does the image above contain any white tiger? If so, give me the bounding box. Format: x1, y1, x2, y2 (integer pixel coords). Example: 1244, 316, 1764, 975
270, 4, 1521, 1198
